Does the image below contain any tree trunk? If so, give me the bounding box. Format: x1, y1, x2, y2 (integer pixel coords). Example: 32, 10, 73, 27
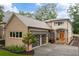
25, 44, 32, 51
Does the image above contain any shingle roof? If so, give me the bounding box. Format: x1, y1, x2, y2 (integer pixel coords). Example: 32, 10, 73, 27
3, 12, 50, 29
15, 13, 50, 29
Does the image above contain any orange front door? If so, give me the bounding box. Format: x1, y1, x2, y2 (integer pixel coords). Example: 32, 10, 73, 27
60, 31, 64, 41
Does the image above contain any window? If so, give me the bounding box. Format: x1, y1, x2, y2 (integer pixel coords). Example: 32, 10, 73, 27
13, 32, 15, 37
54, 22, 64, 26
19, 32, 22, 37
10, 32, 22, 38
10, 32, 12, 37
16, 32, 18, 37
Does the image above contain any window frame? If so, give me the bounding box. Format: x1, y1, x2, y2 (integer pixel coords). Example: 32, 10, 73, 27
54, 21, 64, 26
9, 32, 22, 38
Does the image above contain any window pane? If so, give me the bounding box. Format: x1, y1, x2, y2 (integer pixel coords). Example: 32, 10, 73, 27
58, 22, 60, 25
42, 34, 46, 44
19, 32, 22, 37
13, 32, 15, 37
16, 32, 18, 37
10, 32, 12, 37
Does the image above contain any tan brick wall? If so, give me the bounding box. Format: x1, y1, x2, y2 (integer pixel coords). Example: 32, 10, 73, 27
5, 15, 28, 46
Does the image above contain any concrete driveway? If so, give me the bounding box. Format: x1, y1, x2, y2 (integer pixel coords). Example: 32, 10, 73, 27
34, 43, 79, 56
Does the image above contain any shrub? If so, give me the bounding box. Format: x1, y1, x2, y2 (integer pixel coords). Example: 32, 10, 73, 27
22, 32, 36, 51
5, 45, 25, 53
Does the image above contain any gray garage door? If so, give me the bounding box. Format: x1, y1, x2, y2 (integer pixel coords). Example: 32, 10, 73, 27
32, 34, 47, 48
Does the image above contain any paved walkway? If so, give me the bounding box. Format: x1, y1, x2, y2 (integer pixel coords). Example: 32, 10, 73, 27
34, 43, 79, 56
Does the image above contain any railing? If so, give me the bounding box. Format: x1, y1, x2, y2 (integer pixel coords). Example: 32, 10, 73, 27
73, 34, 79, 39
73, 34, 79, 37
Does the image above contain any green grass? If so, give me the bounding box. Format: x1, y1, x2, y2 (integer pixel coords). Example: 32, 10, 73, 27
0, 49, 27, 56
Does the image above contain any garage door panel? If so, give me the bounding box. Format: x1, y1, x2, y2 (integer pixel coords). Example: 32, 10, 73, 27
42, 34, 46, 44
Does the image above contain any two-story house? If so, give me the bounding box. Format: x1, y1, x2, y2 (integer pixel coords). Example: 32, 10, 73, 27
0, 12, 73, 50
45, 19, 73, 44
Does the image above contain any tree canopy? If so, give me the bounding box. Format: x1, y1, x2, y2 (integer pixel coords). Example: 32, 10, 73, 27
68, 4, 79, 34
19, 11, 33, 17
34, 3, 57, 21
0, 6, 4, 22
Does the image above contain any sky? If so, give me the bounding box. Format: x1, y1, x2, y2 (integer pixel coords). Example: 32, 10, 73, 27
0, 0, 77, 18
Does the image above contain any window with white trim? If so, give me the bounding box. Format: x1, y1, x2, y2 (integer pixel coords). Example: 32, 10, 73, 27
10, 32, 22, 38
54, 22, 64, 26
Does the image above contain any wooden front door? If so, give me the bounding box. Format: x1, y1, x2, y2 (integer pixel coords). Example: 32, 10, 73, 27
59, 31, 64, 41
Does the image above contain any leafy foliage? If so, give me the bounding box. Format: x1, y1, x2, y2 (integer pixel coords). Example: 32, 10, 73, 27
68, 4, 79, 34
34, 3, 57, 21
19, 4, 57, 21
5, 45, 25, 52
22, 32, 36, 44
19, 11, 33, 17
0, 6, 4, 22
22, 32, 36, 50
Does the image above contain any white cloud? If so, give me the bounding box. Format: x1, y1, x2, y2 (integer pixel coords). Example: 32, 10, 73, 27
57, 11, 69, 18
56, 3, 72, 18
30, 11, 34, 14
35, 3, 42, 6
0, 0, 19, 13
3, 4, 19, 13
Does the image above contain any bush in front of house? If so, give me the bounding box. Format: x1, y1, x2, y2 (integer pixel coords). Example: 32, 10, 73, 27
22, 32, 36, 55
5, 45, 25, 54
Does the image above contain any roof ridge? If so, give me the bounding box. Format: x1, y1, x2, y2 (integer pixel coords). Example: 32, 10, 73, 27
14, 13, 50, 29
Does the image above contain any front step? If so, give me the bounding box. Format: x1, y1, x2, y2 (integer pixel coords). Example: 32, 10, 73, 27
55, 40, 66, 44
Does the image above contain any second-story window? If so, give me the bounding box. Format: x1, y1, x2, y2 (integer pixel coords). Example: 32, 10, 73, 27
54, 22, 64, 26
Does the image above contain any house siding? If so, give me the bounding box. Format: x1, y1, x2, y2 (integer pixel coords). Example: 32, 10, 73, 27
67, 21, 73, 44
5, 15, 28, 46
46, 20, 72, 44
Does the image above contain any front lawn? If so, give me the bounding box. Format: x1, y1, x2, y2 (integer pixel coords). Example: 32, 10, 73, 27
0, 49, 27, 56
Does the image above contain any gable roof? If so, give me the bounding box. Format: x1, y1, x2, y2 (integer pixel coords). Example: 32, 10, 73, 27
4, 12, 50, 29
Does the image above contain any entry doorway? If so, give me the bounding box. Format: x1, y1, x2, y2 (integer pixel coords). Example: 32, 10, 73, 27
59, 31, 65, 42
56, 30, 65, 43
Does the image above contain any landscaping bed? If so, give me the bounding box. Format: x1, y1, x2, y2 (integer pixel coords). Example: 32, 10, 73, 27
0, 45, 34, 56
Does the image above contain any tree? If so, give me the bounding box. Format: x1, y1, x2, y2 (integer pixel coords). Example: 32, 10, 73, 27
34, 3, 57, 21
22, 32, 36, 51
19, 11, 26, 15
0, 6, 4, 23
68, 4, 79, 34
19, 11, 33, 17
